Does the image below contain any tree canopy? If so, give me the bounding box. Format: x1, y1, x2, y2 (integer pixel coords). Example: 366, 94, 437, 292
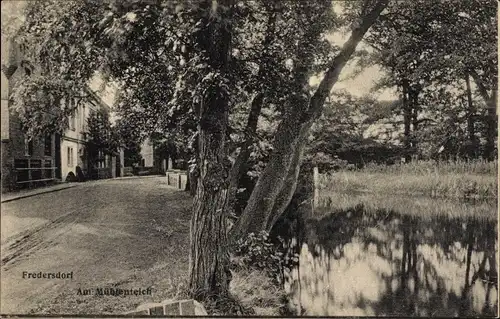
7, 0, 496, 304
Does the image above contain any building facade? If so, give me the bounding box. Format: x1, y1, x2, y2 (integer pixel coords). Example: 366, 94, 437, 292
59, 91, 115, 181
1, 36, 118, 192
1, 37, 57, 192
140, 138, 155, 168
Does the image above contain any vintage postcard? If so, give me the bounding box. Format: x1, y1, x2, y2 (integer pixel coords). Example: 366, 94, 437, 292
1, 0, 498, 317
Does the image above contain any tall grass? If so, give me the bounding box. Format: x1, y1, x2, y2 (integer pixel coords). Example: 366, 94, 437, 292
314, 192, 497, 221
361, 159, 497, 175
318, 160, 498, 200
230, 268, 287, 316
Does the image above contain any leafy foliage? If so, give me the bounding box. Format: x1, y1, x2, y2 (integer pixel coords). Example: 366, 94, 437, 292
86, 110, 119, 154
308, 91, 404, 169
361, 0, 497, 160
232, 231, 299, 285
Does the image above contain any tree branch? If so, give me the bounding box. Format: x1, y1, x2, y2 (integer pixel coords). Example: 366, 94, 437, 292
469, 68, 492, 104
308, 0, 389, 120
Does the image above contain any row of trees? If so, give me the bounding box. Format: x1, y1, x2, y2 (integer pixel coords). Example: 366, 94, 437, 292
6, 0, 497, 302
363, 0, 497, 162
307, 0, 497, 168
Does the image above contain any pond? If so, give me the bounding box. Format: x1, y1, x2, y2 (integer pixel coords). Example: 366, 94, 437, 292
283, 196, 498, 317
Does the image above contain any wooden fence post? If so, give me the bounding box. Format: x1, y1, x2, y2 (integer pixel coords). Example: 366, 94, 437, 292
28, 158, 32, 188
51, 159, 55, 180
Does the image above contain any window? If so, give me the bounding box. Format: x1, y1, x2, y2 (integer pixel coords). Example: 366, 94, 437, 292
67, 98, 76, 131
81, 105, 86, 132
67, 147, 74, 167
44, 134, 52, 156
24, 136, 33, 157
69, 114, 76, 131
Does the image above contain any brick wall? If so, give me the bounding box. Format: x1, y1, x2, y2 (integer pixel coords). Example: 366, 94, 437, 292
1, 112, 56, 191
1, 36, 56, 191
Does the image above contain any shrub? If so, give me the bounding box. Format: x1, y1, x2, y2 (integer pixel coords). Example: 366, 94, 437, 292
232, 231, 298, 285
65, 171, 78, 182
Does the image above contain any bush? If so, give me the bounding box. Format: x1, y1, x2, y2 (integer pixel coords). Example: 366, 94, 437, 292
65, 171, 78, 182
232, 231, 298, 285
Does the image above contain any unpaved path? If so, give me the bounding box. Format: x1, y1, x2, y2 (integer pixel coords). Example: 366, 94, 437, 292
0, 177, 192, 315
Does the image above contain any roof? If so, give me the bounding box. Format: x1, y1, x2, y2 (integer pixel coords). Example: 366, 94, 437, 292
85, 87, 111, 112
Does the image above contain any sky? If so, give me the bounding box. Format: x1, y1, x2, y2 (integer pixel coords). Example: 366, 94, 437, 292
89, 75, 118, 108
311, 28, 398, 101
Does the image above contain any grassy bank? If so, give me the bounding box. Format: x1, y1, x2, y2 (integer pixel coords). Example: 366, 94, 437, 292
314, 192, 497, 221
318, 160, 498, 200
361, 159, 497, 175
229, 268, 287, 316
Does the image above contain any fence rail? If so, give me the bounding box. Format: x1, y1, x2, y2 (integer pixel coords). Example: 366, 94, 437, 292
13, 158, 57, 187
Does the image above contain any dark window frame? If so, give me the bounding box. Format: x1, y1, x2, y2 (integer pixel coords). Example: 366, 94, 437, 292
24, 135, 33, 157
44, 134, 52, 156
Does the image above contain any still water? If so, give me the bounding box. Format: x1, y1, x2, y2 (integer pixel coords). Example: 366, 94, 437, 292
284, 202, 498, 317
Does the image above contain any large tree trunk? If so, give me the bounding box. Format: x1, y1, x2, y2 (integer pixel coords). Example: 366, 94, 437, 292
465, 73, 476, 142
229, 1, 323, 241
469, 69, 497, 161
265, 125, 308, 231
226, 93, 264, 214
484, 101, 497, 161
189, 0, 234, 299
410, 87, 419, 157
226, 9, 277, 218
231, 0, 388, 240
402, 79, 412, 162
465, 73, 478, 158
231, 100, 309, 240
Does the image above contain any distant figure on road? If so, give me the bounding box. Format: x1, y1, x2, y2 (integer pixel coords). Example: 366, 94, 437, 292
76, 166, 86, 182
65, 172, 78, 182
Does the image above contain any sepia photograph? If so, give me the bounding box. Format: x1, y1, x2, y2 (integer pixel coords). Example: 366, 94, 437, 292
0, 0, 498, 316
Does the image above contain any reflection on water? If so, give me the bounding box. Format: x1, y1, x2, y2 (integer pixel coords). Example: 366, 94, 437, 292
284, 207, 498, 317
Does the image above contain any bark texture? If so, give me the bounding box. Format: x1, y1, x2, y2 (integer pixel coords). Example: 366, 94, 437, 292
226, 9, 277, 218
231, 0, 389, 241
189, 0, 233, 299
226, 93, 263, 215
402, 80, 411, 161
470, 69, 497, 161
410, 88, 419, 153
231, 102, 308, 240
465, 73, 478, 158
465, 73, 475, 142
265, 126, 307, 231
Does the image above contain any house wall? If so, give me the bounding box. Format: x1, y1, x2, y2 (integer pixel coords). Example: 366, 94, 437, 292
1, 64, 11, 191
60, 93, 116, 180
60, 98, 96, 180
140, 138, 155, 167
1, 35, 118, 189
1, 72, 10, 140
1, 36, 56, 192
60, 138, 85, 180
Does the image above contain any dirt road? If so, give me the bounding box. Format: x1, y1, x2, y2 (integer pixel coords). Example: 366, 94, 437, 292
0, 177, 192, 315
